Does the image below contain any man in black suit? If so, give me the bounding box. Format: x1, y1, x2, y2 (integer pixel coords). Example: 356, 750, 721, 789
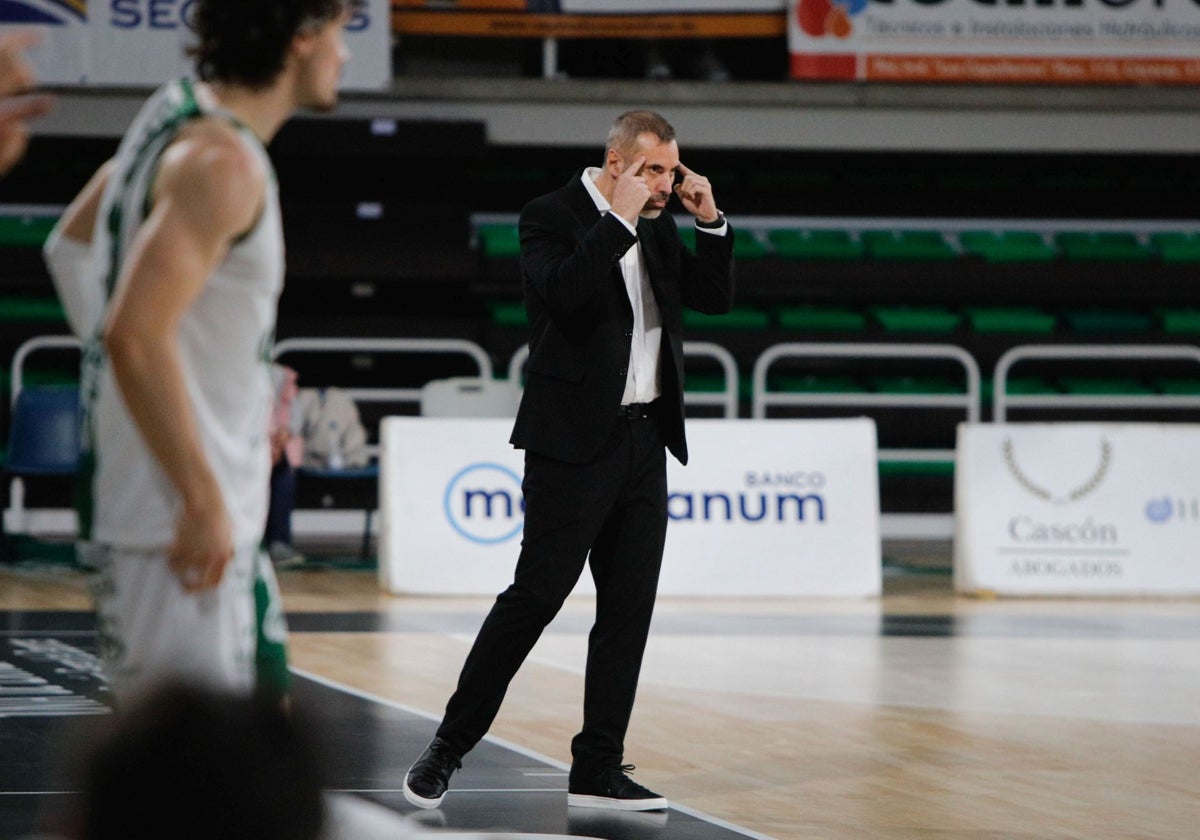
404, 110, 735, 812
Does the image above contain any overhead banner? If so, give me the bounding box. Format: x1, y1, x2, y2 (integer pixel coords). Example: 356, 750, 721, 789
787, 0, 1200, 83
379, 417, 881, 597
559, 1, 783, 9
0, 0, 390, 89
954, 423, 1200, 596
393, 2, 786, 38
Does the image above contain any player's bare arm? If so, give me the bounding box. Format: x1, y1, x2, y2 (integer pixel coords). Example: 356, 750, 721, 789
103, 120, 266, 592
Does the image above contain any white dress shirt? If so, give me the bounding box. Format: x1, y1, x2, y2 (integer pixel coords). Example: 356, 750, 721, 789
581, 167, 726, 406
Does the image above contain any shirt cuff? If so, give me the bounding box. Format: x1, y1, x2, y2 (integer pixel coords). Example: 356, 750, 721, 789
695, 219, 728, 236
608, 210, 638, 237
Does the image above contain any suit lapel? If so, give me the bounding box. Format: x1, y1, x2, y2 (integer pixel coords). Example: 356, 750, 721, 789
564, 172, 604, 242
564, 171, 630, 296
637, 217, 671, 303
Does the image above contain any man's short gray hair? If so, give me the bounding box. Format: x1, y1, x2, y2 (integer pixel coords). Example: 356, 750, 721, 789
605, 110, 676, 159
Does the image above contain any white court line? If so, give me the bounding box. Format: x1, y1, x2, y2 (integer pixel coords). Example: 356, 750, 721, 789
0, 630, 95, 636
330, 788, 565, 794
290, 668, 779, 840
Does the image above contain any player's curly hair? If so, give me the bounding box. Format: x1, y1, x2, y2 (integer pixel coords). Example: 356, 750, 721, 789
189, 0, 347, 88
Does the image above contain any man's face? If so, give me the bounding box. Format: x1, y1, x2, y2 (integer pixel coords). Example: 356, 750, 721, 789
612, 133, 680, 219
294, 9, 352, 113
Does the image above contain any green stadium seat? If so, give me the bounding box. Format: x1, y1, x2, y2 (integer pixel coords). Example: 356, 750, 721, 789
20, 370, 79, 387
687, 373, 752, 402
767, 229, 863, 261
877, 460, 955, 478
1062, 309, 1151, 333
1151, 232, 1200, 264
1156, 308, 1200, 334
768, 374, 865, 394
980, 376, 1058, 408
685, 374, 725, 392
0, 215, 56, 247
1155, 378, 1200, 395
1054, 232, 1153, 262
1058, 377, 1155, 396
862, 230, 957, 261
678, 226, 696, 251
869, 375, 962, 395
964, 306, 1057, 334
682, 306, 768, 330
871, 306, 961, 333
476, 223, 520, 259
958, 231, 1056, 263
776, 305, 867, 332
486, 300, 528, 327
678, 226, 765, 260
0, 296, 67, 324
731, 229, 767, 260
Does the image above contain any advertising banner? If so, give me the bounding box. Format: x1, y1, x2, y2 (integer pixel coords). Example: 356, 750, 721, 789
787, 0, 1200, 83
379, 417, 881, 597
393, 2, 786, 38
559, 1, 783, 10
1, 0, 390, 89
954, 423, 1200, 596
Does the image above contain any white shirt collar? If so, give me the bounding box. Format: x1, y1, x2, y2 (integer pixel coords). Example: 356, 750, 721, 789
582, 167, 611, 214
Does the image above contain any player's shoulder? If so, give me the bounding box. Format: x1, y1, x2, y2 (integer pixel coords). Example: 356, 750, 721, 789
165, 117, 265, 192
155, 117, 266, 209
149, 117, 267, 236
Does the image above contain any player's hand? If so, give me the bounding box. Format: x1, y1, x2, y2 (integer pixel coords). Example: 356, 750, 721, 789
169, 501, 235, 593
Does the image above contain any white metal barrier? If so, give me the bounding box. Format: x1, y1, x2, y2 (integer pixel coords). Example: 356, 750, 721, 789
752, 342, 981, 463
9, 334, 82, 403
993, 344, 1200, 422
271, 337, 496, 549
507, 340, 741, 418
273, 336, 495, 456
751, 342, 981, 540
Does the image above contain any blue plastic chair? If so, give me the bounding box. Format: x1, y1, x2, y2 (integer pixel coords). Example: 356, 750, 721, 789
3, 386, 81, 559
5, 385, 81, 475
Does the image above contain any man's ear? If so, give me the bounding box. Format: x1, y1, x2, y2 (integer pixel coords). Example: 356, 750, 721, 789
604, 148, 623, 178
290, 28, 318, 62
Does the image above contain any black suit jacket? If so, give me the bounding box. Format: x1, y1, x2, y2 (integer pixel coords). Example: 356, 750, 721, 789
510, 170, 735, 466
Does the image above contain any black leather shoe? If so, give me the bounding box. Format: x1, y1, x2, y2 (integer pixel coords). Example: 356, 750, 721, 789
403, 737, 462, 809
567, 764, 668, 811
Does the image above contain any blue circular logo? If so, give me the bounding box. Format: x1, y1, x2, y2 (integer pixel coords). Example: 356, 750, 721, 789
1145, 496, 1173, 523
443, 462, 524, 544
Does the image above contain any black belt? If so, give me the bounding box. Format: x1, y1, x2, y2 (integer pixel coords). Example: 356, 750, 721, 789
617, 401, 657, 420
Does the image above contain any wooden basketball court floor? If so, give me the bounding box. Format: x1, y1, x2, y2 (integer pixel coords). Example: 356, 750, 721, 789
2, 542, 1198, 840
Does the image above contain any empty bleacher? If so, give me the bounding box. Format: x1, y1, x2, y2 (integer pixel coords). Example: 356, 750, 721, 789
4, 124, 1200, 536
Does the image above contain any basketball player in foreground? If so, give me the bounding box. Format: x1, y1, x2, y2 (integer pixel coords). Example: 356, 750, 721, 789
43, 0, 352, 705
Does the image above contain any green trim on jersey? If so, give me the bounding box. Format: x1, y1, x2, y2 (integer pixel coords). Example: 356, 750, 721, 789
254, 550, 291, 702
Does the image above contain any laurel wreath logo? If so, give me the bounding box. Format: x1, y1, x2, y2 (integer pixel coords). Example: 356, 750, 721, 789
1001, 436, 1112, 505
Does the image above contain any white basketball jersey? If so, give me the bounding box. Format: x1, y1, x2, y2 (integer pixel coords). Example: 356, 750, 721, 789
81, 78, 284, 550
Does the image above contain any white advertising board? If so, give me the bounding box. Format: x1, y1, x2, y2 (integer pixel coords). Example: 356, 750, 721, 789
955, 423, 1200, 596
379, 417, 881, 597
787, 0, 1200, 83
1, 0, 390, 89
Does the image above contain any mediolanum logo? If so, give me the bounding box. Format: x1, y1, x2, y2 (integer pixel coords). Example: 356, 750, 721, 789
1, 0, 85, 24
443, 462, 524, 545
